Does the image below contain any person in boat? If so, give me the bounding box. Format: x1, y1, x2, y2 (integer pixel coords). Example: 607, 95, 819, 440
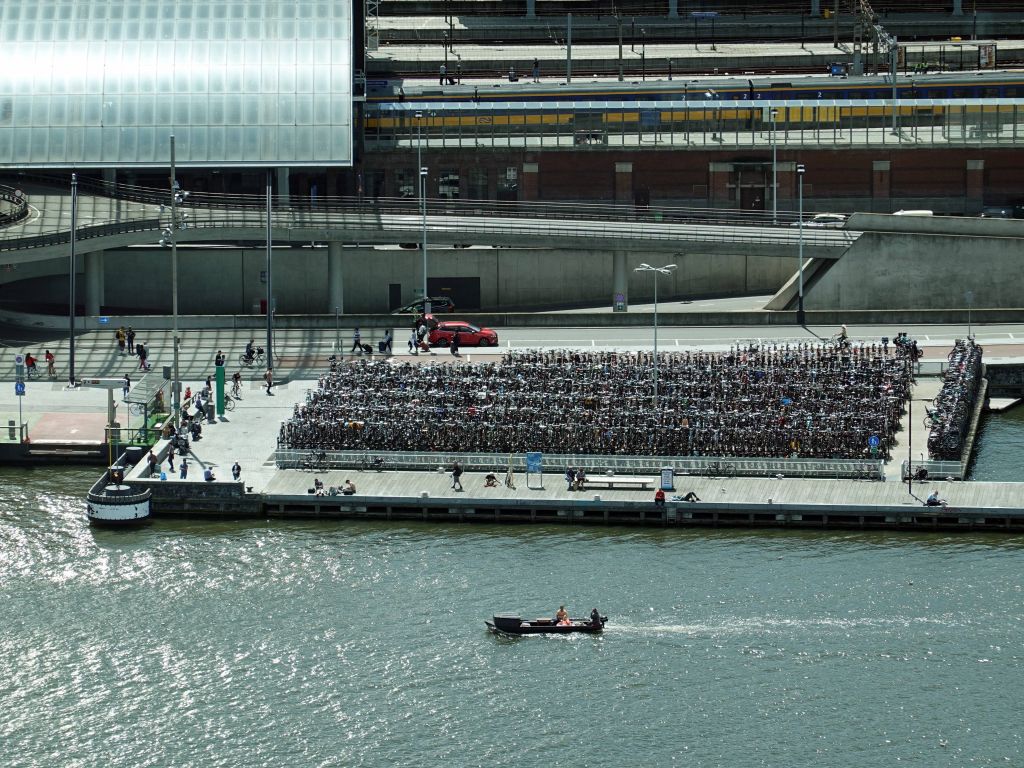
590, 608, 601, 627
555, 605, 570, 625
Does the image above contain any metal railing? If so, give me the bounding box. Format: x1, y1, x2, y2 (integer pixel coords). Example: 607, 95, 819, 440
900, 459, 965, 481
276, 448, 885, 479
0, 184, 29, 227
0, 194, 853, 253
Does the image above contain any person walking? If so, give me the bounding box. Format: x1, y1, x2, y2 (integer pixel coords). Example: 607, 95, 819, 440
232, 461, 242, 481
126, 327, 136, 355
351, 327, 362, 354
179, 458, 189, 480
532, 58, 540, 83
137, 342, 149, 371
116, 326, 126, 355
122, 373, 131, 399
450, 330, 460, 357
167, 446, 176, 473
263, 368, 273, 395
147, 450, 158, 477
382, 329, 393, 354
451, 460, 464, 491
408, 328, 418, 355
439, 62, 447, 86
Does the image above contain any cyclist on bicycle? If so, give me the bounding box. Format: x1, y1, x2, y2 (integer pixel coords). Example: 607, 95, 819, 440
244, 338, 255, 363
44, 350, 55, 377
232, 371, 242, 396
24, 353, 37, 375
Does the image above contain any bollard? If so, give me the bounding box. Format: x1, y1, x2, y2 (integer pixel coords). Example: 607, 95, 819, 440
7, 420, 14, 441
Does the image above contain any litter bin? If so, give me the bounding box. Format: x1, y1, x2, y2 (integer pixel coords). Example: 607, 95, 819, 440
205, 400, 215, 423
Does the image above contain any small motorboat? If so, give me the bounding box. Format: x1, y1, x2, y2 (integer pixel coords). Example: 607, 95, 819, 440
486, 613, 607, 636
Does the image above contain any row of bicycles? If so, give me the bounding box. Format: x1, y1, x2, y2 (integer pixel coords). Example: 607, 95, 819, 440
925, 339, 983, 460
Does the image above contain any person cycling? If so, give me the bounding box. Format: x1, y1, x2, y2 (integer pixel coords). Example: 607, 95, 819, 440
231, 371, 242, 397
24, 353, 37, 376
44, 350, 55, 377
244, 339, 255, 362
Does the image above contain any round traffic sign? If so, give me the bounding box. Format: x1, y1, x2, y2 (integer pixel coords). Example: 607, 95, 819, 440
14, 353, 24, 365
868, 435, 880, 447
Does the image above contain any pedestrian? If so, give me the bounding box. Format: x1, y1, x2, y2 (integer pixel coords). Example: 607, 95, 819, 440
439, 62, 447, 86
232, 461, 241, 481
137, 343, 149, 371
654, 488, 666, 509
179, 458, 189, 480
126, 327, 136, 355
532, 58, 540, 83
264, 368, 273, 395
167, 446, 176, 473
147, 450, 157, 476
408, 329, 418, 355
451, 460, 463, 491
215, 350, 225, 367
382, 329, 393, 354
351, 327, 362, 354
122, 373, 131, 399
508, 65, 516, 82
116, 326, 126, 355
450, 330, 460, 356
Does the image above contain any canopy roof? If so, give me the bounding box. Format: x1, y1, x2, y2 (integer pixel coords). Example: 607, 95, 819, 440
0, 0, 353, 168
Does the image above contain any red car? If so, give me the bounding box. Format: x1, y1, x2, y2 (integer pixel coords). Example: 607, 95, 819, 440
428, 320, 499, 347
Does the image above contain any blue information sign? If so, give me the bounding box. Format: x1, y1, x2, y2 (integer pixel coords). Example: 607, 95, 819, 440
868, 435, 880, 447
15, 381, 25, 396
98, 316, 110, 324
691, 11, 718, 18
526, 452, 543, 473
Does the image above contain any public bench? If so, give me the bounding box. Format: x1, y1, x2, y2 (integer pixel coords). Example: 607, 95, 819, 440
582, 477, 654, 490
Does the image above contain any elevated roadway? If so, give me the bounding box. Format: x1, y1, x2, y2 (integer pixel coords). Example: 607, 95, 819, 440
0, 185, 856, 264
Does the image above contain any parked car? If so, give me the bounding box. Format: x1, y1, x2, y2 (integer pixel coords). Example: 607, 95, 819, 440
391, 297, 456, 314
978, 206, 1013, 218
428, 321, 499, 347
789, 213, 848, 228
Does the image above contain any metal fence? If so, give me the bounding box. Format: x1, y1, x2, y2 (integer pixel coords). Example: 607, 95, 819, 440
276, 448, 885, 480
900, 459, 965, 481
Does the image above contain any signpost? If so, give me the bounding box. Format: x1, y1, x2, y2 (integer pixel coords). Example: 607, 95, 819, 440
526, 451, 543, 490
13, 353, 24, 442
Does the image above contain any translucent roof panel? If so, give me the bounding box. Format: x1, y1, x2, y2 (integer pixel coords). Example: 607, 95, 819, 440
0, 0, 353, 168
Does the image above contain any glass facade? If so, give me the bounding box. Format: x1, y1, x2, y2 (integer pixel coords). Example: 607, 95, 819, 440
0, 0, 353, 168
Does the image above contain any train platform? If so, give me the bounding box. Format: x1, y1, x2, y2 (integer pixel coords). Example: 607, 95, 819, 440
368, 37, 1024, 81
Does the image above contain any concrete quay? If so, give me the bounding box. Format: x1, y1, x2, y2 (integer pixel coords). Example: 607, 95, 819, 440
94, 345, 1023, 533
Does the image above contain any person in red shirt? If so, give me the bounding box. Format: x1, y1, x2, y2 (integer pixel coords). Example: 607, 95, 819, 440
654, 488, 666, 509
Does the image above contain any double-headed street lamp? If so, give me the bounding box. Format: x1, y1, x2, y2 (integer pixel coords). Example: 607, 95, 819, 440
796, 163, 806, 326
634, 262, 677, 409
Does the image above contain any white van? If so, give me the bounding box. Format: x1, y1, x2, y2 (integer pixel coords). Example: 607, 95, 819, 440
893, 209, 934, 216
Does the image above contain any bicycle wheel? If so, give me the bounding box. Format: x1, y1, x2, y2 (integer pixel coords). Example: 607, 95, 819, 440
255, 352, 265, 366
130, 403, 146, 416
224, 396, 236, 411
723, 463, 736, 477
238, 354, 251, 368
702, 464, 717, 478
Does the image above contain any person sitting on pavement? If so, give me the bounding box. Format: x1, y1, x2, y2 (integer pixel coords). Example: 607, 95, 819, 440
484, 473, 498, 487
654, 488, 666, 508
314, 478, 326, 496
203, 467, 216, 482
565, 467, 576, 491
681, 491, 701, 502
343, 479, 357, 495
573, 468, 587, 491
925, 490, 946, 507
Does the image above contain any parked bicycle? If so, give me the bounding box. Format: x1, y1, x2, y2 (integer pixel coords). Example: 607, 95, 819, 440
703, 461, 736, 478
358, 455, 386, 472
302, 450, 328, 471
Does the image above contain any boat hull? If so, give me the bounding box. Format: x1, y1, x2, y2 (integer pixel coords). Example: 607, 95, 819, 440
486, 614, 607, 635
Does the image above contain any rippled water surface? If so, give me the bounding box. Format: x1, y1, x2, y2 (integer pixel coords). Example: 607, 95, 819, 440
1, 467, 1023, 767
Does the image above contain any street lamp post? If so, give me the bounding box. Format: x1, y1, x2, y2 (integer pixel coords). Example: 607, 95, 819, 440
169, 137, 181, 429
421, 166, 430, 315
796, 163, 806, 326
634, 262, 677, 409
641, 28, 646, 81
770, 108, 778, 225
68, 173, 78, 387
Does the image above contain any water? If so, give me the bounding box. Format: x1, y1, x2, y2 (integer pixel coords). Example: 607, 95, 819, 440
2, 467, 1023, 767
969, 408, 1024, 481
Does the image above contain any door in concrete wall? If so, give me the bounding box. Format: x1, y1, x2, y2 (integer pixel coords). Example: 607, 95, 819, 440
389, 283, 402, 310
427, 277, 480, 311
740, 184, 764, 211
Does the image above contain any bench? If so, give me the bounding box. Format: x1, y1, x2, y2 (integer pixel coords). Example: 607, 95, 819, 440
582, 477, 655, 490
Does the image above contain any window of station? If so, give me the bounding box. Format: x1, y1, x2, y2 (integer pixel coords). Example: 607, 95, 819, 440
396, 168, 416, 199
438, 170, 460, 200
466, 168, 488, 200
497, 167, 518, 201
